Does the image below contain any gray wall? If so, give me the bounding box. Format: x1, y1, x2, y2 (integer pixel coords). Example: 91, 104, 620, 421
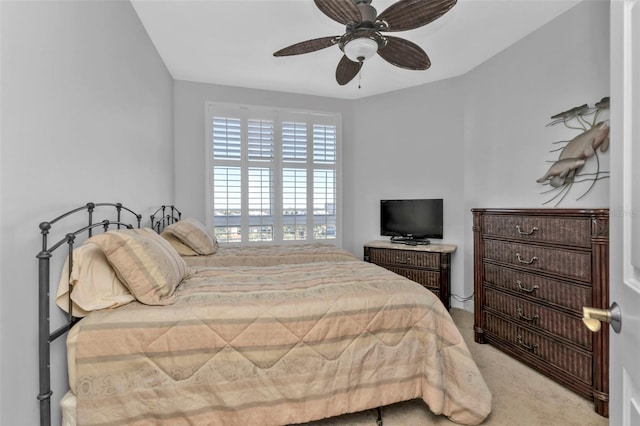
0, 1, 174, 424
460, 0, 610, 308
348, 76, 466, 294
349, 0, 610, 309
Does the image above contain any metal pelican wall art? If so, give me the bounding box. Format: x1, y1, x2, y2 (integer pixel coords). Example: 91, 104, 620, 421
536, 97, 610, 206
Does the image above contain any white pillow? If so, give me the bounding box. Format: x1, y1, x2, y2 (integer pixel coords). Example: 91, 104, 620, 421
56, 242, 135, 317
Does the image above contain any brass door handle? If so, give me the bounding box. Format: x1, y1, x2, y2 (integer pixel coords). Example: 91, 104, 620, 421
582, 302, 621, 333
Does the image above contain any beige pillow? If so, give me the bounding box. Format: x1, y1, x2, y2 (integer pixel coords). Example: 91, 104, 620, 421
161, 218, 218, 255
160, 231, 199, 256
89, 228, 188, 305
56, 243, 135, 317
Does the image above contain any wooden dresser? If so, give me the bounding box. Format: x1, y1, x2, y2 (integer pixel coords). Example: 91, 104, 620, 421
364, 240, 456, 310
472, 208, 609, 416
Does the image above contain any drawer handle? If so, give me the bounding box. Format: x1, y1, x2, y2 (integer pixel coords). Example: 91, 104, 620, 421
395, 256, 410, 264
516, 253, 538, 265
517, 280, 539, 294
517, 307, 539, 323
515, 225, 539, 235
516, 335, 538, 352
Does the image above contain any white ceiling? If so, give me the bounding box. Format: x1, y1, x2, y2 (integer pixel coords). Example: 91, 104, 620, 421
131, 0, 582, 100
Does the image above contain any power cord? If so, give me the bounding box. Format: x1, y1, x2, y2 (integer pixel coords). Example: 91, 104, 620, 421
451, 292, 474, 303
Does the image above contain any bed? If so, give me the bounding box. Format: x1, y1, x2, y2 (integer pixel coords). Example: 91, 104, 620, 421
39, 203, 492, 426
151, 206, 358, 267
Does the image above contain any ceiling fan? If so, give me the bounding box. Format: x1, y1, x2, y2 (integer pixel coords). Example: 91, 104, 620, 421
273, 0, 457, 86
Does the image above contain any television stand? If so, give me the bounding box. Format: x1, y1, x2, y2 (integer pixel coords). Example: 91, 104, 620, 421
363, 240, 457, 310
390, 237, 431, 246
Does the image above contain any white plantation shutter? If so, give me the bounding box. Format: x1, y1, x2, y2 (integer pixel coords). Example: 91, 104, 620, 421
248, 119, 274, 161
282, 168, 307, 241
212, 166, 242, 242
207, 103, 341, 244
248, 167, 273, 241
313, 169, 336, 239
213, 117, 241, 160
282, 122, 307, 163
312, 123, 337, 239
313, 124, 337, 164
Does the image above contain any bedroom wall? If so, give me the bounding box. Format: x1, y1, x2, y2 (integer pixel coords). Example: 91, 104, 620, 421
347, 77, 466, 297
349, 0, 610, 310
460, 0, 610, 309
173, 80, 354, 244
0, 1, 174, 424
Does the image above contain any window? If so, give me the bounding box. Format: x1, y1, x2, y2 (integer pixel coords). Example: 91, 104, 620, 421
206, 103, 341, 244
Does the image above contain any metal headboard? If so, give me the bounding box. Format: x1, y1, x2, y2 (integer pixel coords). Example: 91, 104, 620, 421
150, 204, 181, 233
37, 202, 142, 426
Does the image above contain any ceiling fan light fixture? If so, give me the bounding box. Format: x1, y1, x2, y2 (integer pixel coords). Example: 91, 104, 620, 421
274, 0, 458, 85
343, 37, 378, 62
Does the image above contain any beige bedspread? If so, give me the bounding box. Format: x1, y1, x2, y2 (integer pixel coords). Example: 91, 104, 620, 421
182, 243, 357, 267
67, 260, 491, 425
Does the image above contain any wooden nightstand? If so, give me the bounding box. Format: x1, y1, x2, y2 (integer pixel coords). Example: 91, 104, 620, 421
364, 240, 456, 310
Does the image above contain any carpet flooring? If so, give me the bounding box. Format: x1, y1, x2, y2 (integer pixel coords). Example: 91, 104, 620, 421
300, 308, 609, 426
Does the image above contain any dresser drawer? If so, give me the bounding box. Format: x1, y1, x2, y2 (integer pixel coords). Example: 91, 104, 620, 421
483, 263, 591, 312
483, 240, 591, 282
484, 312, 592, 384
384, 265, 440, 290
368, 248, 441, 269
482, 214, 592, 248
484, 288, 591, 349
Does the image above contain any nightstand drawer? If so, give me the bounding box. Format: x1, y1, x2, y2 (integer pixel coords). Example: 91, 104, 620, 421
368, 248, 440, 269
483, 263, 591, 313
483, 240, 591, 282
482, 214, 592, 247
384, 266, 440, 290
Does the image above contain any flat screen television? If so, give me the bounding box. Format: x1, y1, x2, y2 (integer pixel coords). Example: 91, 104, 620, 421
380, 198, 443, 245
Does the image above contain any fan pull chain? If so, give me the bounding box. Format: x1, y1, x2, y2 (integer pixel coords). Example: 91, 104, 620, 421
358, 60, 364, 89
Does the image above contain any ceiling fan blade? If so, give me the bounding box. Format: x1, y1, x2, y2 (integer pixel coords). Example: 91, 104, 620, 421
273, 36, 339, 56
378, 36, 431, 70
314, 0, 361, 25
377, 0, 457, 32
336, 55, 361, 85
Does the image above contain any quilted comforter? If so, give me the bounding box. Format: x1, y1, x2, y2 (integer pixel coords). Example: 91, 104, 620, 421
182, 243, 358, 267
67, 260, 491, 425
